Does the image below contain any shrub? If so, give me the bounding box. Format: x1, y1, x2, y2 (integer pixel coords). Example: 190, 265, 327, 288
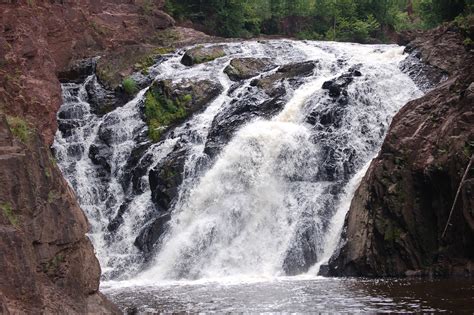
1, 203, 18, 227
122, 77, 138, 95
6, 116, 31, 143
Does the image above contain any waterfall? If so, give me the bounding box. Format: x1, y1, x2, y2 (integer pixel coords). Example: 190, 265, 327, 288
53, 40, 423, 281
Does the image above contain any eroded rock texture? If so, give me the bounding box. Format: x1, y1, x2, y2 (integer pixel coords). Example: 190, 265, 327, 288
0, 116, 120, 313
328, 22, 474, 277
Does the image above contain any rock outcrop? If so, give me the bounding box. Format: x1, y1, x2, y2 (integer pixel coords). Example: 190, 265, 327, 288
0, 0, 183, 313
0, 115, 119, 313
328, 22, 474, 277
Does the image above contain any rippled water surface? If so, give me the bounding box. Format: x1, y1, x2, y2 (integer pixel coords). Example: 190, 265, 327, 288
103, 277, 474, 313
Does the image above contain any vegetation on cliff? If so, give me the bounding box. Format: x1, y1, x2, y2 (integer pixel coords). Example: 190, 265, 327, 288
165, 0, 473, 42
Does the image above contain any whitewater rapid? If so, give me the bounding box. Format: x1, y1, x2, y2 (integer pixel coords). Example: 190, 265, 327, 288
53, 40, 423, 283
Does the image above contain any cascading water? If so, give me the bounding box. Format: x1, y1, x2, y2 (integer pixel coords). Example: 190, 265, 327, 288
53, 40, 423, 282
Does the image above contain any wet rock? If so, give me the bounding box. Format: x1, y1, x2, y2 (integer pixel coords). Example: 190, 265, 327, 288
149, 148, 187, 211
282, 225, 319, 275
204, 96, 286, 158
85, 76, 122, 116
181, 45, 226, 66
399, 49, 448, 92
107, 200, 132, 233
251, 60, 317, 96
88, 144, 112, 173
134, 213, 171, 253
121, 142, 154, 194
58, 58, 96, 83
322, 66, 361, 99
224, 57, 276, 81
98, 114, 121, 147
277, 60, 317, 77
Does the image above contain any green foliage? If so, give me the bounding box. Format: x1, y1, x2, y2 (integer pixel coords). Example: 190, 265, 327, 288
144, 87, 191, 142
122, 77, 138, 95
164, 0, 473, 42
1, 203, 18, 227
6, 116, 31, 143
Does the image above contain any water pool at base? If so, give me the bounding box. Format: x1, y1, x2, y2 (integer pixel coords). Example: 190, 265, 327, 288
102, 277, 474, 313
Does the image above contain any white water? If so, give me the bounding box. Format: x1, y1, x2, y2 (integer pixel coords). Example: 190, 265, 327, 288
53, 40, 422, 283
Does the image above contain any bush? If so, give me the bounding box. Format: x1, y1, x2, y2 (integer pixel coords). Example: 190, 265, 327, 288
122, 77, 138, 95
6, 116, 31, 143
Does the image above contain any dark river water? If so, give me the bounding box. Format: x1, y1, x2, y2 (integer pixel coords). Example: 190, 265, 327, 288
102, 276, 474, 313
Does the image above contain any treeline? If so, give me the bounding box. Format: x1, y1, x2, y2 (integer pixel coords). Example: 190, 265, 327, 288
164, 0, 473, 42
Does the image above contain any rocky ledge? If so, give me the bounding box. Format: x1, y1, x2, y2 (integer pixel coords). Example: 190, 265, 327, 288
327, 21, 474, 277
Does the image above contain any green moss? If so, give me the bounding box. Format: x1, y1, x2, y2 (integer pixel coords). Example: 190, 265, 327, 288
181, 94, 192, 103
464, 37, 474, 47
48, 190, 60, 203
122, 77, 138, 95
1, 203, 18, 227
144, 86, 192, 142
6, 116, 31, 143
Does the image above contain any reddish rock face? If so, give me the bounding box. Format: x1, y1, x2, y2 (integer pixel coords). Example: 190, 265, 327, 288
0, 115, 120, 313
0, 0, 174, 145
0, 0, 176, 313
328, 23, 474, 277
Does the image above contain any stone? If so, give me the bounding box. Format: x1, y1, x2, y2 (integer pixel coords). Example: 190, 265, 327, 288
224, 57, 276, 81
181, 45, 226, 66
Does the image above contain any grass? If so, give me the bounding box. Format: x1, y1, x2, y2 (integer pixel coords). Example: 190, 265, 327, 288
6, 116, 31, 143
1, 202, 18, 227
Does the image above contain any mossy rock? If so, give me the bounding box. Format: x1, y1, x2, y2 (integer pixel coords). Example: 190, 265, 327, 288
144, 79, 222, 142
181, 45, 226, 66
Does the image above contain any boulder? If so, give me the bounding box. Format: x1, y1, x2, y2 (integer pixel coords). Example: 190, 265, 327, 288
134, 213, 172, 254
149, 148, 187, 211
224, 57, 276, 81
181, 45, 226, 66
204, 95, 286, 159
251, 60, 318, 96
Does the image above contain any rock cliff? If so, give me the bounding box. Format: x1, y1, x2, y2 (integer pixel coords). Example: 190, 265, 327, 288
0, 0, 185, 312
328, 22, 474, 277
